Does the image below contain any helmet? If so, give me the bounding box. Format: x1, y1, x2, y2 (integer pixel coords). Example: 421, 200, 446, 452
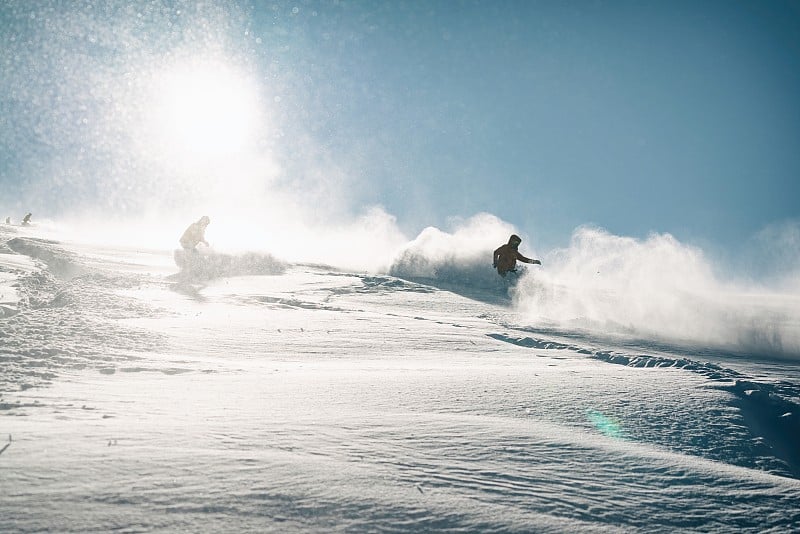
199, 215, 210, 225
508, 234, 522, 246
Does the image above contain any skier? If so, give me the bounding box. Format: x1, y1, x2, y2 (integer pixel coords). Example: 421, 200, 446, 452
21, 213, 32, 226
493, 234, 540, 277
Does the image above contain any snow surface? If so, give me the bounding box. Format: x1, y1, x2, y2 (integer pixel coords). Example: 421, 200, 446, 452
1, 224, 800, 532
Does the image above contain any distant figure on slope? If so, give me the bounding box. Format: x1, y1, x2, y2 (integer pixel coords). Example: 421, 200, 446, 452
21, 213, 32, 226
493, 234, 541, 277
179, 215, 210, 252
4, 217, 10, 224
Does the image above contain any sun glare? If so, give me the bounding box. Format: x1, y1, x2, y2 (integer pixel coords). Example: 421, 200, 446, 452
149, 60, 262, 160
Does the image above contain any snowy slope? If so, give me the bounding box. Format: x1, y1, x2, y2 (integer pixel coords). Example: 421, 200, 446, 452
1, 225, 800, 532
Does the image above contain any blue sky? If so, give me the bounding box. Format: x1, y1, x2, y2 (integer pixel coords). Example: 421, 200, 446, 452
1, 0, 799, 254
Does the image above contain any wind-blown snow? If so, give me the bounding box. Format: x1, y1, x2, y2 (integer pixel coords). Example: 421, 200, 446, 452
2, 223, 800, 532
514, 226, 800, 358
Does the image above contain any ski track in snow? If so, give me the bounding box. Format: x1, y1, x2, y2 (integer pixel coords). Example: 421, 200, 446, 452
1, 225, 800, 532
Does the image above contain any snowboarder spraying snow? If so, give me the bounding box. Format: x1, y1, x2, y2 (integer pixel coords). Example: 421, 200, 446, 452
179, 215, 210, 251
493, 234, 540, 277
21, 213, 32, 226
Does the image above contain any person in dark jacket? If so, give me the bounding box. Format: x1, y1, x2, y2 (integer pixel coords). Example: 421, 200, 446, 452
493, 234, 540, 277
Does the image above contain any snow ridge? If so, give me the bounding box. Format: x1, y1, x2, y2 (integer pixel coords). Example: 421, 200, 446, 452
487, 331, 800, 479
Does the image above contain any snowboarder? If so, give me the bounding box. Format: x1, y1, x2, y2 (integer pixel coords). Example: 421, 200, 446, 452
179, 215, 210, 252
493, 234, 540, 277
21, 213, 31, 226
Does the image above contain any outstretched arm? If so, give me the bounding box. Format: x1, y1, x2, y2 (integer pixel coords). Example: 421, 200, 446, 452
516, 252, 541, 265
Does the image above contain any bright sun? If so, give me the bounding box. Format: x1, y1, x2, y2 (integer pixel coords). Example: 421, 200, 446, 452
149, 60, 262, 160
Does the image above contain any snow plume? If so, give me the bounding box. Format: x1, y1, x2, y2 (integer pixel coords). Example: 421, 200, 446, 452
514, 226, 800, 358
389, 213, 522, 290
44, 202, 406, 274
747, 219, 800, 292
260, 205, 408, 273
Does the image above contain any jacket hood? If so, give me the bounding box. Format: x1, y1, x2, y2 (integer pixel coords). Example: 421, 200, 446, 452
508, 234, 522, 246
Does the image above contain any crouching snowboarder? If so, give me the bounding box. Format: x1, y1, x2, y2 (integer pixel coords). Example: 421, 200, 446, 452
493, 234, 540, 277
180, 215, 210, 252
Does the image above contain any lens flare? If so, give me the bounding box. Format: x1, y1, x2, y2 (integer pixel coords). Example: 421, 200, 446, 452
587, 410, 624, 439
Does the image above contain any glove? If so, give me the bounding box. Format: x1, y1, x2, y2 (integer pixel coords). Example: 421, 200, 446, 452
532, 259, 541, 265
